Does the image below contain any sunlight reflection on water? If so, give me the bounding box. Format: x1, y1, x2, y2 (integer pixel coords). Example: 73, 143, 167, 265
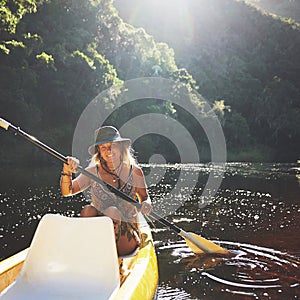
0, 163, 299, 299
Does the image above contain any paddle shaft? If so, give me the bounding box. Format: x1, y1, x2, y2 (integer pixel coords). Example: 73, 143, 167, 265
0, 118, 182, 234
1, 118, 230, 254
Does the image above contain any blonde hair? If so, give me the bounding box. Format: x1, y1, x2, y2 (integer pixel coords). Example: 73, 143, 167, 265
91, 142, 137, 167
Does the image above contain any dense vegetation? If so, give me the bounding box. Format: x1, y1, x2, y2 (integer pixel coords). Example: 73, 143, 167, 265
247, 0, 300, 22
0, 0, 200, 164
0, 0, 299, 164
115, 0, 300, 162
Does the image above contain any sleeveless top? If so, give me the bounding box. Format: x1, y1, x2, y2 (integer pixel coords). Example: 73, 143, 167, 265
90, 164, 140, 238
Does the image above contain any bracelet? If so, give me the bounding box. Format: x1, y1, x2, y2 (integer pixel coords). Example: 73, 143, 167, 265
61, 172, 72, 177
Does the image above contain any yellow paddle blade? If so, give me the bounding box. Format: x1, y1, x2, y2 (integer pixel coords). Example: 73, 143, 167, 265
180, 231, 230, 255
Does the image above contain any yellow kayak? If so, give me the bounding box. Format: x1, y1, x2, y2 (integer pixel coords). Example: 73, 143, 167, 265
0, 213, 158, 299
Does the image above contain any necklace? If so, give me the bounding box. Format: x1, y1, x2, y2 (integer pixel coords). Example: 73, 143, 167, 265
100, 160, 122, 188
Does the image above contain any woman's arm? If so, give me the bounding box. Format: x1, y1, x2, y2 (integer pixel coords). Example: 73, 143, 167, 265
133, 166, 152, 214
60, 157, 91, 196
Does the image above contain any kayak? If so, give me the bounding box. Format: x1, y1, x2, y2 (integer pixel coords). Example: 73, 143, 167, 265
0, 213, 158, 299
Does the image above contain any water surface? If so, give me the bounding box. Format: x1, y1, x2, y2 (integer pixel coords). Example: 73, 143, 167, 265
0, 163, 299, 299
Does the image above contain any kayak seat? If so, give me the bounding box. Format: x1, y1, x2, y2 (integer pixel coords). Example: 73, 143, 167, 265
0, 214, 120, 300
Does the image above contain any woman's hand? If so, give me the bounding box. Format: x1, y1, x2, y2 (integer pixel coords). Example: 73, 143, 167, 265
140, 199, 153, 215
63, 156, 80, 174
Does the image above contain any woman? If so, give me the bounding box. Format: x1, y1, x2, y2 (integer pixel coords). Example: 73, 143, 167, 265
60, 126, 153, 256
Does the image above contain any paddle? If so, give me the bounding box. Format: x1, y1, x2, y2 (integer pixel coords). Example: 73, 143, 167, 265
0, 117, 229, 255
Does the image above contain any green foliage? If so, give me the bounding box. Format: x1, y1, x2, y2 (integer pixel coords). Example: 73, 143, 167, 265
0, 0, 39, 34
246, 0, 300, 23
0, 39, 25, 54
36, 51, 54, 64
223, 111, 252, 149
226, 145, 275, 162
0, 0, 197, 164
115, 0, 300, 162
1, 0, 298, 163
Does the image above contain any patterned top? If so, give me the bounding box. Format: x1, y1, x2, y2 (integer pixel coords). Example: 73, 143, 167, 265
90, 165, 140, 236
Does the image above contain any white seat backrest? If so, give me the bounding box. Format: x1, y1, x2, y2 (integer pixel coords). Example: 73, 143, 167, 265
1, 214, 120, 299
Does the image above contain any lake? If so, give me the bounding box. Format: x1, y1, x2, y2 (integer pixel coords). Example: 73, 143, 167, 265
0, 162, 299, 299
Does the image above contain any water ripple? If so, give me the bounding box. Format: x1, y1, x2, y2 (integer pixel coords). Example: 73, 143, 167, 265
157, 240, 300, 299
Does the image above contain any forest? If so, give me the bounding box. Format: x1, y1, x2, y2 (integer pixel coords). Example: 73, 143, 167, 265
247, 0, 300, 22
0, 0, 299, 164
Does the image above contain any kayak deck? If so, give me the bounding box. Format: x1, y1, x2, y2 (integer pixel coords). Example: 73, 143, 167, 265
0, 249, 28, 293
0, 214, 158, 299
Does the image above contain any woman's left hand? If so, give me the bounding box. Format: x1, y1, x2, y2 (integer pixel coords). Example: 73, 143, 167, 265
140, 200, 153, 215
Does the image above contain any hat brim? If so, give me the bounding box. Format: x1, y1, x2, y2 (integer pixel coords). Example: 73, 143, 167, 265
88, 138, 131, 155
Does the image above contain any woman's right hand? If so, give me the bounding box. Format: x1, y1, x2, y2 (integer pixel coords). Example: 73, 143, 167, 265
63, 156, 80, 174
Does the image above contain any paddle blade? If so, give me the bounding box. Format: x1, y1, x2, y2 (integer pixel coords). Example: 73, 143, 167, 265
180, 231, 230, 255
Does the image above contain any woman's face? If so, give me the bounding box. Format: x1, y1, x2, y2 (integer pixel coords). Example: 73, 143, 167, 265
98, 142, 122, 164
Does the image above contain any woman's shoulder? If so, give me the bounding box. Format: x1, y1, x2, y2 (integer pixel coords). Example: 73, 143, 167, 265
131, 164, 144, 176
85, 164, 98, 175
